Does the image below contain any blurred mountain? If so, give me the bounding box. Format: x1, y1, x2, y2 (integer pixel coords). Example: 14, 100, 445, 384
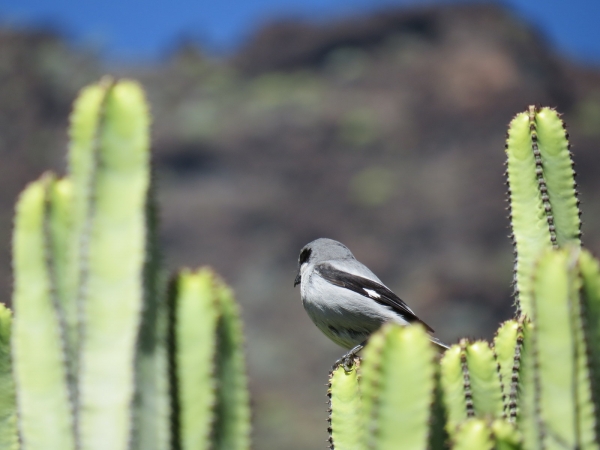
3, 4, 600, 449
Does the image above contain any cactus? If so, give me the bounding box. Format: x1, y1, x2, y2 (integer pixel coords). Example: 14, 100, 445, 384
7, 78, 250, 450
505, 106, 580, 317
5, 80, 600, 450
440, 340, 503, 436
12, 175, 76, 450
327, 361, 363, 449
168, 268, 251, 450
360, 324, 437, 449
323, 105, 600, 449
0, 304, 17, 450
492, 320, 521, 421
452, 419, 522, 450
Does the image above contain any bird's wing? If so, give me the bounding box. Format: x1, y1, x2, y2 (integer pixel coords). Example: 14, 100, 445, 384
315, 262, 435, 333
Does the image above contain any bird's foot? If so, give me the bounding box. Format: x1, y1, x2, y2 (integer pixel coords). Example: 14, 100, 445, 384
332, 343, 365, 372
332, 355, 358, 372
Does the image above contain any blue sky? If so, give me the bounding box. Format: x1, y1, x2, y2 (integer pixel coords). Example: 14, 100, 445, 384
1, 0, 599, 65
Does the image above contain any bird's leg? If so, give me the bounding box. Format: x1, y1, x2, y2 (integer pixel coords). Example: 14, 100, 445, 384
332, 342, 367, 372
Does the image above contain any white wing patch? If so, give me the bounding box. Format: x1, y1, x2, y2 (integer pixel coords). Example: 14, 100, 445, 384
363, 288, 381, 299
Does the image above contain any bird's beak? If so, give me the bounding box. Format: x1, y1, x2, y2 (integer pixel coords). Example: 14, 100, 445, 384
294, 271, 301, 287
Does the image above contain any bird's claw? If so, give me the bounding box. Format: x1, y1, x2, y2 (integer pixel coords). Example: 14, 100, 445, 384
332, 355, 358, 372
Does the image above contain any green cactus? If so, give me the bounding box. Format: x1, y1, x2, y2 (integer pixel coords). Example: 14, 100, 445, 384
7, 78, 250, 450
168, 268, 250, 450
0, 304, 18, 450
360, 324, 437, 449
6, 79, 600, 450
211, 280, 251, 450
517, 248, 598, 450
323, 105, 600, 449
327, 362, 363, 449
505, 106, 580, 317
440, 339, 503, 436
12, 175, 75, 450
452, 419, 522, 450
492, 320, 521, 421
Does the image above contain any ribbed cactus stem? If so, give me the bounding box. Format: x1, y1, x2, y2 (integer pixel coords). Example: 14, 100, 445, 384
211, 280, 251, 450
579, 250, 600, 442
76, 80, 151, 450
525, 249, 597, 449
327, 362, 363, 449
169, 269, 220, 450
505, 106, 580, 318
12, 178, 75, 450
360, 324, 436, 449
493, 320, 520, 420
0, 305, 18, 450
440, 345, 469, 434
464, 340, 504, 420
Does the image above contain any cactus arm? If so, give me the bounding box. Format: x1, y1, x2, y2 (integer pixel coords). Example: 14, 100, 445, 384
506, 107, 582, 318
516, 320, 542, 450
570, 259, 598, 450
530, 250, 597, 449
534, 108, 581, 246
47, 179, 77, 399
532, 250, 575, 448
132, 180, 169, 450
327, 363, 363, 449
0, 305, 18, 450
170, 270, 220, 450
451, 419, 494, 450
428, 371, 449, 450
465, 341, 504, 420
12, 179, 75, 450
358, 324, 386, 442
493, 320, 520, 419
211, 280, 251, 450
505, 111, 553, 317
67, 80, 112, 347
77, 80, 150, 450
440, 345, 470, 433
360, 324, 435, 450
579, 250, 600, 443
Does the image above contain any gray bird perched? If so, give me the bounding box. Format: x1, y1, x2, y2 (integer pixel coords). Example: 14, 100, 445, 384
294, 238, 448, 369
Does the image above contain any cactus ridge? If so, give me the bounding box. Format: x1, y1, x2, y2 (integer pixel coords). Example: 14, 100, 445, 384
492, 322, 518, 420
579, 252, 600, 444
166, 276, 181, 450
41, 176, 79, 440
493, 350, 506, 420
68, 80, 114, 448
327, 369, 334, 450
528, 106, 558, 249
12, 180, 76, 450
509, 319, 525, 424
459, 340, 475, 419
327, 361, 362, 450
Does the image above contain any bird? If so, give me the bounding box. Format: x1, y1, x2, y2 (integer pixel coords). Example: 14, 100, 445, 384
294, 238, 448, 369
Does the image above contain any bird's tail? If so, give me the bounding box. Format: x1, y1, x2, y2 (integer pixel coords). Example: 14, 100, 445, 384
429, 336, 450, 350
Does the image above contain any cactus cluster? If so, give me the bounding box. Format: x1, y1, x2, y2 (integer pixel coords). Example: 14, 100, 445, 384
326, 107, 600, 449
7, 78, 250, 450
3, 78, 600, 450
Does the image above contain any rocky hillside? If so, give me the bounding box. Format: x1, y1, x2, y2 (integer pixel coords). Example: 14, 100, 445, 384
3, 4, 600, 449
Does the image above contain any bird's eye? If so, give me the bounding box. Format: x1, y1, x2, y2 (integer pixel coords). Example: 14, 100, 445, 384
299, 248, 312, 264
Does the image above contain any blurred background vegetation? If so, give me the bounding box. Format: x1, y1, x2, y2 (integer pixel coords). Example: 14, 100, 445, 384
2, 3, 600, 449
